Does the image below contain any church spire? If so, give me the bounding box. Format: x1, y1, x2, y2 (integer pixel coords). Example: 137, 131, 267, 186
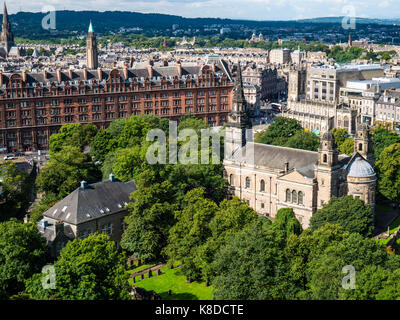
3, 2, 8, 26
232, 63, 247, 113
88, 20, 94, 33
0, 1, 13, 55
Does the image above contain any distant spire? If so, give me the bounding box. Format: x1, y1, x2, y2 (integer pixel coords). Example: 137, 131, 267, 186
3, 2, 8, 26
88, 20, 94, 33
233, 63, 247, 108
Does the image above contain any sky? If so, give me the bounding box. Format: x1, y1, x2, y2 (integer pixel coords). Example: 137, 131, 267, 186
6, 0, 400, 21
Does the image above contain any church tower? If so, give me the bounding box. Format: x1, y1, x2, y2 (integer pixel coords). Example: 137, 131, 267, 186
0, 2, 14, 55
315, 132, 341, 209
86, 21, 98, 69
354, 124, 374, 165
224, 63, 250, 160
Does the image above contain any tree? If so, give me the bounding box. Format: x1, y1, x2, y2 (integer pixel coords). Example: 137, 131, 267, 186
49, 123, 98, 153
273, 208, 303, 237
331, 128, 349, 147
25, 233, 130, 300
0, 219, 48, 299
29, 193, 62, 223
36, 145, 101, 197
254, 117, 303, 146
339, 138, 354, 156
120, 171, 177, 262
210, 219, 291, 300
90, 130, 117, 163
372, 127, 400, 159
195, 197, 258, 281
284, 130, 320, 151
375, 143, 400, 203
0, 161, 32, 220
310, 196, 374, 237
165, 188, 218, 281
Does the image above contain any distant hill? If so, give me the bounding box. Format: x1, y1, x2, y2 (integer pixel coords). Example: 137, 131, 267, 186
4, 10, 399, 39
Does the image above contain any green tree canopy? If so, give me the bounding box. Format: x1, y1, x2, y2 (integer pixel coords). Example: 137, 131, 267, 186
284, 130, 320, 151
254, 117, 303, 146
25, 233, 130, 300
372, 127, 400, 159
375, 143, 400, 203
0, 220, 48, 299
310, 196, 374, 237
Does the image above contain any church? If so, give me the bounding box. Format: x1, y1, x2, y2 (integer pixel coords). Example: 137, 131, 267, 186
224, 64, 377, 228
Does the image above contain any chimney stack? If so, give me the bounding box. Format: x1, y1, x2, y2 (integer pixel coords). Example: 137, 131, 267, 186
83, 68, 88, 81
147, 60, 153, 79
129, 57, 134, 68
176, 60, 182, 76
284, 162, 289, 173
43, 70, 47, 80
56, 69, 62, 83
123, 66, 128, 80
97, 67, 102, 81
68, 69, 73, 80
0, 72, 2, 87
22, 70, 27, 82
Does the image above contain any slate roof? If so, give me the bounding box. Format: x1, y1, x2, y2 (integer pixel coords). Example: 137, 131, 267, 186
230, 142, 351, 179
43, 178, 136, 225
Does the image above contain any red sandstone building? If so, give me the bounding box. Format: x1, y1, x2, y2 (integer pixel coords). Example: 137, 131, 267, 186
0, 15, 234, 152
0, 60, 234, 152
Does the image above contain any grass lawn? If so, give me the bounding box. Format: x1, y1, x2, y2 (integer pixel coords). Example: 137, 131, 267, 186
390, 216, 400, 234
126, 264, 154, 274
129, 265, 213, 300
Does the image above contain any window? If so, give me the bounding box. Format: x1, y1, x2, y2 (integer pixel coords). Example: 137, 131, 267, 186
229, 174, 234, 185
323, 154, 327, 163
286, 189, 291, 202
359, 143, 363, 152
245, 177, 250, 189
260, 179, 265, 192
292, 191, 297, 204
298, 192, 303, 205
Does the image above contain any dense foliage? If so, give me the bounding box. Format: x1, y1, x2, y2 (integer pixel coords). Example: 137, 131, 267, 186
310, 196, 374, 237
25, 234, 130, 300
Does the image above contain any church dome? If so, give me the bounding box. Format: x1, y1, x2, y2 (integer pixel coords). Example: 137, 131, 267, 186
347, 156, 375, 178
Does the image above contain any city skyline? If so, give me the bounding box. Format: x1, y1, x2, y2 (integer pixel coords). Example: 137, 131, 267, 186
4, 0, 400, 21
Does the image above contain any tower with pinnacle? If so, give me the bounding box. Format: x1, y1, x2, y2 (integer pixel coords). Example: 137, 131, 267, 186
0, 2, 14, 55
225, 63, 251, 160
86, 21, 98, 69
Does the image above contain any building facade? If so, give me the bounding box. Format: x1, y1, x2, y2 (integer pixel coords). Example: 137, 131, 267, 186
0, 59, 233, 152
38, 174, 136, 257
224, 70, 376, 229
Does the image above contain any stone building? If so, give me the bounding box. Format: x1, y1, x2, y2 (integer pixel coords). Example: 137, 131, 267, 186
224, 67, 376, 228
38, 174, 136, 257
285, 63, 384, 133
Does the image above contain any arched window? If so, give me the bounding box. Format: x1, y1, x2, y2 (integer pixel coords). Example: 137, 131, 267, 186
298, 191, 303, 205
246, 177, 250, 189
344, 116, 349, 128
359, 143, 363, 152
323, 154, 327, 163
292, 190, 298, 203
286, 189, 291, 202
229, 174, 234, 185
260, 179, 265, 192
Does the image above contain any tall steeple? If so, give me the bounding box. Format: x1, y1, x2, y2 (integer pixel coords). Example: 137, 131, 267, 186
229, 63, 249, 128
86, 20, 98, 69
1, 2, 14, 54
224, 63, 251, 160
